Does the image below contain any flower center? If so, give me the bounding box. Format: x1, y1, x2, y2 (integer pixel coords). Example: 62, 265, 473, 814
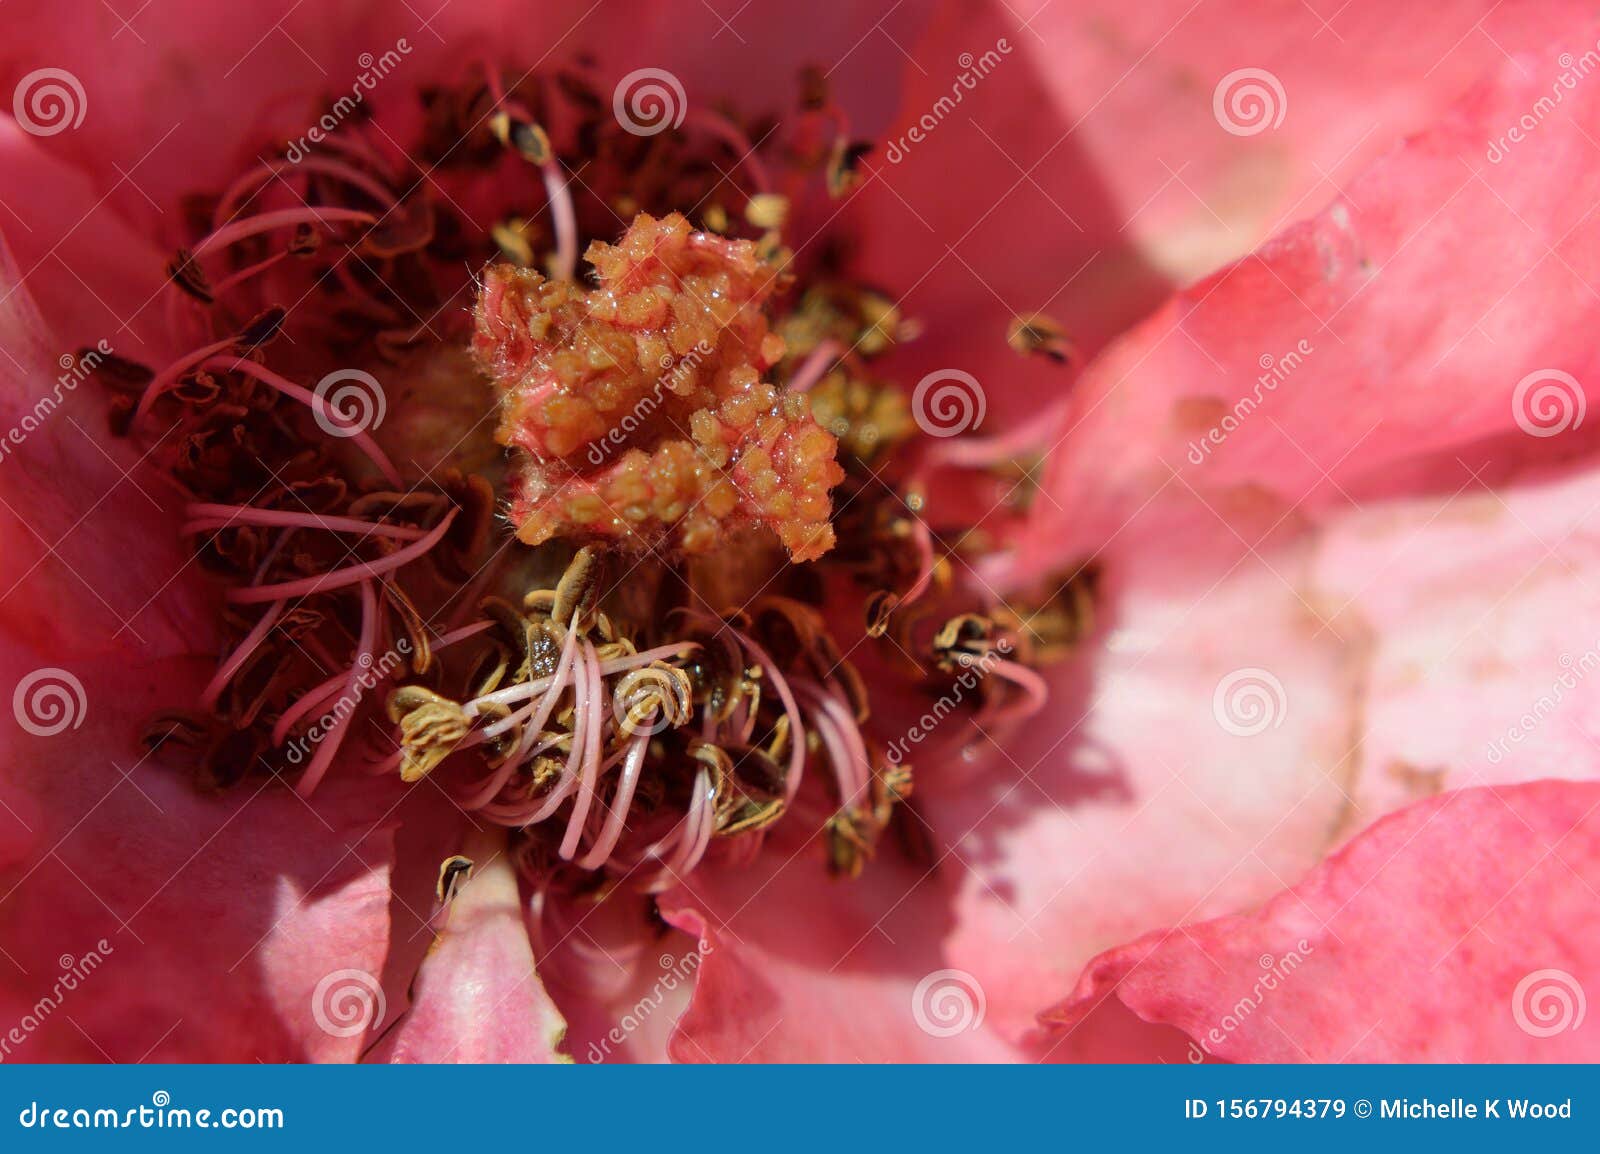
112, 60, 1070, 895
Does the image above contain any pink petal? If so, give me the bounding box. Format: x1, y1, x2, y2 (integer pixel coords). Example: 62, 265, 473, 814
1311, 465, 1600, 823
387, 831, 568, 1063
659, 833, 1019, 1062
0, 656, 395, 1061
915, 495, 1354, 1052
1043, 780, 1600, 1061
1023, 29, 1600, 571
856, 1, 1593, 435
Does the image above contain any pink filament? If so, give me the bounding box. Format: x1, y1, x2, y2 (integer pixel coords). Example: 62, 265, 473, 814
228, 509, 457, 604
132, 336, 240, 425
797, 681, 870, 809
272, 670, 347, 746
459, 620, 580, 809
213, 157, 396, 228
576, 727, 650, 870
787, 339, 841, 395
542, 162, 578, 281
183, 503, 428, 541
200, 357, 402, 486
557, 640, 606, 860
193, 206, 375, 257
684, 108, 773, 194
722, 621, 806, 801
200, 600, 284, 709
294, 580, 378, 797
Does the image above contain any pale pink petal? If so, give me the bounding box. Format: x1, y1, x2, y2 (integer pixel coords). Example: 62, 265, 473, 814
1043, 780, 1600, 1062
388, 831, 568, 1063
915, 494, 1353, 1051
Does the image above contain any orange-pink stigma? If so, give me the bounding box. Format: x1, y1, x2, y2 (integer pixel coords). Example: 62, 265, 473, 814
112, 60, 1070, 896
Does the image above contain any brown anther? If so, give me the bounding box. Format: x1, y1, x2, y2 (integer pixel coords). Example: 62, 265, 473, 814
436, 855, 474, 903
288, 222, 323, 257
826, 138, 871, 198
386, 685, 471, 782
87, 351, 155, 393
932, 613, 997, 672
167, 248, 213, 303
613, 663, 693, 735
381, 579, 433, 675
237, 307, 288, 351
864, 589, 899, 638
363, 197, 436, 258
551, 546, 605, 632
1006, 312, 1076, 365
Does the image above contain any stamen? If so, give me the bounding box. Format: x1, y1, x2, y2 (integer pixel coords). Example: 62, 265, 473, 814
200, 601, 284, 709
200, 357, 403, 486
227, 509, 457, 604
192, 206, 375, 257
294, 580, 378, 796
182, 504, 429, 541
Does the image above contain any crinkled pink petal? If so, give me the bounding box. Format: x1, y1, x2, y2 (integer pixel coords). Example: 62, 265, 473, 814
387, 833, 568, 1063
1042, 780, 1600, 1062
659, 833, 1018, 1062
856, 1, 1593, 436
1017, 27, 1600, 573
